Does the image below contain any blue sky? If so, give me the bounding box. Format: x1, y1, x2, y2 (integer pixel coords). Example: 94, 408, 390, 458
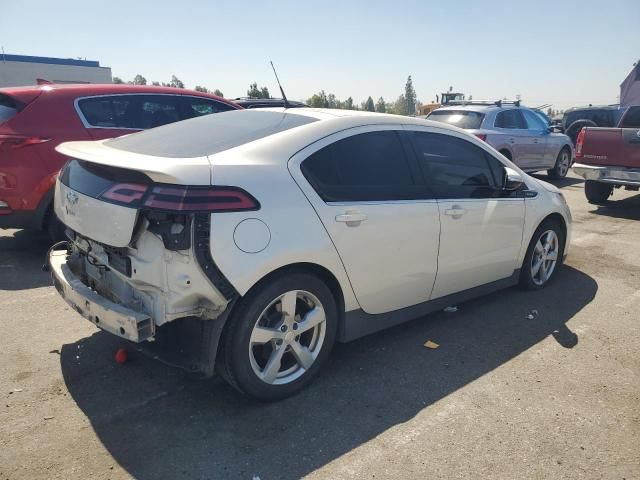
2, 0, 638, 109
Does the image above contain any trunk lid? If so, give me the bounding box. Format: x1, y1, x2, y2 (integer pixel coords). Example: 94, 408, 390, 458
54, 140, 212, 247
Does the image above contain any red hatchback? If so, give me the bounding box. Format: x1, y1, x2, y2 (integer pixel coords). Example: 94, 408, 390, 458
0, 84, 240, 239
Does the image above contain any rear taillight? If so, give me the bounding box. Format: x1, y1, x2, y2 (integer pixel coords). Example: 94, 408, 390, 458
0, 134, 50, 151
474, 133, 487, 142
143, 185, 259, 212
100, 183, 148, 206
575, 129, 585, 158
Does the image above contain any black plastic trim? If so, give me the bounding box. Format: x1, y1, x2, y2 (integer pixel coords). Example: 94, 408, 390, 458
193, 213, 238, 301
338, 270, 520, 342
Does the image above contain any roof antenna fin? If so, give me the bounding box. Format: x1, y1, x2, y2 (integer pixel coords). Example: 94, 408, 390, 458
270, 61, 291, 109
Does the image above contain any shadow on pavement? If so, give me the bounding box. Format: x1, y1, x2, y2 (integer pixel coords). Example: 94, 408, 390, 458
61, 266, 596, 480
532, 174, 584, 189
0, 229, 52, 290
589, 193, 640, 221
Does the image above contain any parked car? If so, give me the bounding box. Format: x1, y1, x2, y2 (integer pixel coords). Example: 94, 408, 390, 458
0, 84, 240, 239
48, 108, 571, 401
573, 105, 640, 204
558, 105, 625, 145
427, 102, 574, 179
232, 97, 307, 109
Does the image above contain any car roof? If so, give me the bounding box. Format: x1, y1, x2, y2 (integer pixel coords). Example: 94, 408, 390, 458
233, 98, 308, 108
0, 83, 239, 107
98, 107, 469, 159
434, 104, 510, 113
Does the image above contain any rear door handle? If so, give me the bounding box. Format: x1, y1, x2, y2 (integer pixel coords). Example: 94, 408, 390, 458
444, 206, 466, 218
533, 138, 539, 144
335, 212, 367, 226
509, 137, 515, 144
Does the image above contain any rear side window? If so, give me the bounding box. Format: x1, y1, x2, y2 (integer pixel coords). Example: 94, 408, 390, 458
427, 110, 485, 129
0, 94, 19, 124
78, 94, 182, 129
180, 96, 235, 119
620, 106, 640, 128
409, 131, 504, 199
301, 131, 421, 202
494, 109, 526, 129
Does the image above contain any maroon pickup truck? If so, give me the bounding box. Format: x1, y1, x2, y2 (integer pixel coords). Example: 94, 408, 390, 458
573, 105, 640, 204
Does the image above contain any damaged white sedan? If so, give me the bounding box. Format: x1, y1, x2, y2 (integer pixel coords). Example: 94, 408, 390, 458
49, 108, 571, 400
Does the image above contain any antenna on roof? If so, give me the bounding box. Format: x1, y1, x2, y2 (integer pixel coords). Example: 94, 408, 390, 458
270, 61, 291, 109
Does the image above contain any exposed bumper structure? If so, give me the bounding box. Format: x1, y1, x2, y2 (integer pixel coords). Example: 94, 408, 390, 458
573, 163, 640, 187
49, 250, 154, 343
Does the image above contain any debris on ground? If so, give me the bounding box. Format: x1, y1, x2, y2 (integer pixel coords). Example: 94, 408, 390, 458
444, 306, 458, 313
12, 388, 23, 392
423, 340, 440, 349
115, 348, 128, 364
44, 416, 54, 420
525, 309, 539, 320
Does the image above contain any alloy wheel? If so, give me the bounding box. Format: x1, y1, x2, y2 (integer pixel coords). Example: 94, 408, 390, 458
248, 290, 327, 385
558, 150, 570, 177
531, 230, 559, 286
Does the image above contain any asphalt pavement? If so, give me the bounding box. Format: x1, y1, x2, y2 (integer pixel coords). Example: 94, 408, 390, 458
1, 172, 639, 479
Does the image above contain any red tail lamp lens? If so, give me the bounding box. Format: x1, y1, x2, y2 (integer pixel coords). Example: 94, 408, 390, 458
100, 183, 148, 205
143, 186, 259, 212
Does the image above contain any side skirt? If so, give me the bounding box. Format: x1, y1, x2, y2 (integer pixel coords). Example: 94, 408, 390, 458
338, 270, 520, 343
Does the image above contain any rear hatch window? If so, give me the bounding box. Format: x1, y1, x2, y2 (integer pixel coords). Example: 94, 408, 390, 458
0, 94, 19, 125
427, 110, 485, 129
105, 109, 318, 158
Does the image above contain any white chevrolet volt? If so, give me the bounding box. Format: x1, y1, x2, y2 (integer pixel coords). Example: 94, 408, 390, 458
49, 108, 571, 400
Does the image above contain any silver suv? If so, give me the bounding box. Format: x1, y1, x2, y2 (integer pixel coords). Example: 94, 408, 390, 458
427, 102, 574, 178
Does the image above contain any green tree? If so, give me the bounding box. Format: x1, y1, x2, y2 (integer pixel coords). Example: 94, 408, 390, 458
169, 75, 185, 88
327, 93, 338, 109
344, 97, 354, 110
405, 75, 417, 115
307, 90, 329, 108
391, 94, 408, 115
365, 96, 375, 112
112, 77, 124, 84
247, 82, 270, 99
194, 85, 209, 93
375, 97, 386, 113
132, 74, 147, 85
213, 89, 224, 97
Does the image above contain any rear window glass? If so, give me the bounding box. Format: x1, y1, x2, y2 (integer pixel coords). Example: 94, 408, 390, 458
106, 110, 318, 158
620, 107, 640, 128
0, 94, 18, 124
77, 95, 182, 129
427, 110, 485, 129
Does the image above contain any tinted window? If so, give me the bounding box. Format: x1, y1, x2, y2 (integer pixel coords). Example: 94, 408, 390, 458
106, 110, 317, 158
522, 109, 547, 131
181, 97, 235, 119
78, 95, 181, 129
494, 109, 526, 129
620, 106, 640, 128
301, 131, 420, 202
410, 132, 504, 199
426, 110, 485, 129
0, 94, 18, 124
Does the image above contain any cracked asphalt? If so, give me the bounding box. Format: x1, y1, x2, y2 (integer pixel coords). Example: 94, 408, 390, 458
1, 172, 639, 479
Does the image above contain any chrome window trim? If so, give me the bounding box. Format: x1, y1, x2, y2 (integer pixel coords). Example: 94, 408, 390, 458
73, 93, 229, 130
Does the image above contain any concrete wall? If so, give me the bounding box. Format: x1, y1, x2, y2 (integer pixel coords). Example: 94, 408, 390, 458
0, 61, 112, 87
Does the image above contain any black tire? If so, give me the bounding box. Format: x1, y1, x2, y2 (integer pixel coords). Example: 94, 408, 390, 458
519, 219, 565, 291
584, 180, 613, 205
45, 209, 66, 243
566, 120, 596, 145
547, 147, 571, 179
499, 149, 512, 161
218, 272, 338, 401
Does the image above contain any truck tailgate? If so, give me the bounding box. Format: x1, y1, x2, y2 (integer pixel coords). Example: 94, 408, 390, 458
580, 127, 640, 168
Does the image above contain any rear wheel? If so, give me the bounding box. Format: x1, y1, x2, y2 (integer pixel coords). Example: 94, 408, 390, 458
218, 272, 337, 401
547, 147, 571, 179
584, 180, 613, 205
519, 219, 565, 290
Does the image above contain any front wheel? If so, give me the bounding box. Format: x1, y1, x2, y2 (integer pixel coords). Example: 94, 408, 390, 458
584, 180, 613, 205
218, 272, 337, 401
547, 147, 571, 179
519, 220, 565, 290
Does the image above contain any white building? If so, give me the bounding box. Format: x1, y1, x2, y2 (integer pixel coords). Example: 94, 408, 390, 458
0, 54, 112, 87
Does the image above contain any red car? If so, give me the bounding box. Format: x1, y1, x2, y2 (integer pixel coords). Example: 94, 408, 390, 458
0, 84, 240, 239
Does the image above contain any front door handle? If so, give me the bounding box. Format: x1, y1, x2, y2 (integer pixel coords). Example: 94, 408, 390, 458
335, 211, 367, 226
533, 138, 539, 144
509, 137, 515, 144
444, 206, 466, 218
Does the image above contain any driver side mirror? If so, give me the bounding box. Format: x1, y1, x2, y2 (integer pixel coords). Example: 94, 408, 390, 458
503, 166, 524, 191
